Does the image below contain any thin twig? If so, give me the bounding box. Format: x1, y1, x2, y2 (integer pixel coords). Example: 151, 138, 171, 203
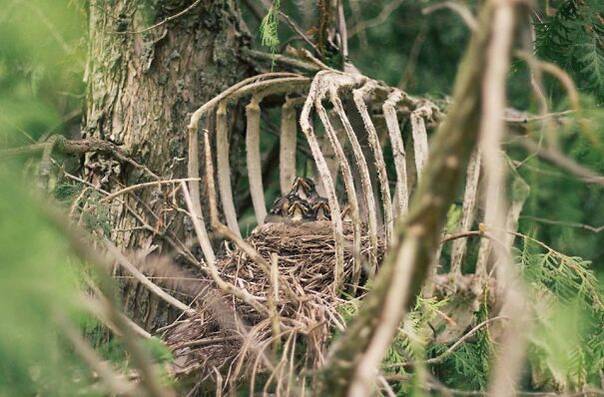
423, 2, 478, 31
520, 215, 604, 233
518, 138, 604, 186
115, 0, 202, 35
100, 178, 200, 203
105, 240, 197, 316
348, 0, 407, 38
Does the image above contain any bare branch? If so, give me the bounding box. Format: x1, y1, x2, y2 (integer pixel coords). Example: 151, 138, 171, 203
348, 0, 406, 38
215, 102, 242, 238
246, 96, 267, 224
115, 0, 202, 35
60, 317, 135, 395
353, 82, 394, 243
299, 71, 346, 290
450, 149, 481, 275
105, 240, 196, 316
330, 86, 379, 274
279, 97, 300, 194
316, 88, 364, 279
423, 2, 479, 31
518, 138, 604, 187
180, 180, 270, 316
321, 1, 508, 393
477, 2, 530, 396
383, 90, 410, 216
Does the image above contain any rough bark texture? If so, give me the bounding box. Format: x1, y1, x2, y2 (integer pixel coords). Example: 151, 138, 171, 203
83, 0, 252, 330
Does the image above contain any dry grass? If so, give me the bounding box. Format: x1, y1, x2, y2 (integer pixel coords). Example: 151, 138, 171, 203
161, 221, 384, 392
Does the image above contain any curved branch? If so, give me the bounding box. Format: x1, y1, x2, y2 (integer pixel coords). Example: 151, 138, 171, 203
180, 181, 270, 316
279, 97, 299, 194
246, 96, 267, 225
383, 90, 410, 217
215, 102, 242, 238
410, 109, 430, 181
450, 149, 481, 276
316, 91, 363, 280
330, 86, 379, 274
299, 72, 345, 290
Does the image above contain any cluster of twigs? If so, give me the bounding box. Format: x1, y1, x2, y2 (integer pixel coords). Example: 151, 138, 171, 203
161, 221, 384, 391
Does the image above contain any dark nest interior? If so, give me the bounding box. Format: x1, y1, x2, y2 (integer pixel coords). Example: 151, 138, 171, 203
160, 220, 384, 392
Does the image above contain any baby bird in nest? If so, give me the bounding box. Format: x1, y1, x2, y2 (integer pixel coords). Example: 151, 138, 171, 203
287, 195, 313, 222
266, 192, 296, 223
266, 177, 333, 223
291, 176, 319, 203
311, 197, 331, 221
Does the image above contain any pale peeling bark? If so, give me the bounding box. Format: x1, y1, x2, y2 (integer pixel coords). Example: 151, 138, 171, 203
83, 0, 251, 329
216, 102, 242, 238
319, 128, 341, 187
383, 90, 409, 217
410, 111, 430, 181
316, 98, 363, 278
299, 73, 345, 290
330, 88, 379, 273
321, 2, 518, 394
353, 83, 394, 243
279, 98, 298, 194
246, 96, 267, 224
450, 149, 482, 276
187, 116, 215, 266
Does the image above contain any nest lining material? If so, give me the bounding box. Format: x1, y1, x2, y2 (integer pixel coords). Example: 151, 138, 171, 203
162, 220, 384, 386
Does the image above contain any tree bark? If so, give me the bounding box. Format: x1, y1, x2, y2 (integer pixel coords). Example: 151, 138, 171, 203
82, 0, 253, 330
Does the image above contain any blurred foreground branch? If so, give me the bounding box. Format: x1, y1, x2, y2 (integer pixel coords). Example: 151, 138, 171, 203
320, 1, 523, 395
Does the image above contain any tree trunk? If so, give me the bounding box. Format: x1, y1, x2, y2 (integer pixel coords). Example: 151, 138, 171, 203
82, 0, 253, 330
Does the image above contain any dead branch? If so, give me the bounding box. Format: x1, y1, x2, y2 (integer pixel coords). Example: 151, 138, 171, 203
215, 102, 242, 238
246, 96, 267, 224
518, 138, 604, 186
423, 2, 479, 31
353, 82, 394, 243
478, 1, 530, 396
243, 49, 322, 73
1, 135, 159, 180
383, 90, 410, 216
520, 215, 604, 233
299, 71, 346, 290
279, 97, 300, 194
105, 240, 197, 316
330, 86, 379, 273
59, 316, 135, 395
43, 207, 173, 397
316, 86, 364, 278
348, 0, 406, 38
320, 1, 510, 394
450, 149, 481, 276
115, 0, 202, 35
180, 181, 270, 316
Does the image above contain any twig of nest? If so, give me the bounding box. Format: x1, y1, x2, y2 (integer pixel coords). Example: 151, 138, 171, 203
163, 221, 384, 390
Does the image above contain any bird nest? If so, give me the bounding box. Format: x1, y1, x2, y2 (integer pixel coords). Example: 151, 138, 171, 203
162, 220, 384, 390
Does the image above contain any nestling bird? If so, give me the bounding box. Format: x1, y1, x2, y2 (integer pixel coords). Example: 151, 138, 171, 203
311, 197, 331, 221
291, 176, 319, 203
266, 176, 336, 223
287, 195, 313, 222
265, 194, 293, 223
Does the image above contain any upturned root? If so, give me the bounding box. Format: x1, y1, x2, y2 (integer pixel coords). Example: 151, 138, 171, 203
246, 96, 267, 225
